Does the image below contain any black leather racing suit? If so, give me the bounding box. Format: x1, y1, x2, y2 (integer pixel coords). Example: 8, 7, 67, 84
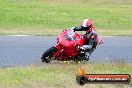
71, 26, 98, 61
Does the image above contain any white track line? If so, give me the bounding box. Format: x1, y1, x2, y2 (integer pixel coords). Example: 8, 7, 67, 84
10, 35, 31, 36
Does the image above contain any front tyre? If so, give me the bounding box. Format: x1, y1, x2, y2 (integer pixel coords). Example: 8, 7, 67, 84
41, 46, 57, 63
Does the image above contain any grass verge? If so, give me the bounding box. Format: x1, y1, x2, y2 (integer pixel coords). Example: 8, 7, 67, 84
0, 0, 132, 36
1, 28, 132, 36
0, 62, 132, 88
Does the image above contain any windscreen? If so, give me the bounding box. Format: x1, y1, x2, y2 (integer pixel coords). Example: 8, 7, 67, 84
64, 31, 76, 41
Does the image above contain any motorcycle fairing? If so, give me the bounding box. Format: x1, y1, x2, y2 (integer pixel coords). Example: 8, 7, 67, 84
54, 30, 85, 58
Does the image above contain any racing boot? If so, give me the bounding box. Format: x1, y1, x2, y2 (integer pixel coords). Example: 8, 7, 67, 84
84, 52, 90, 61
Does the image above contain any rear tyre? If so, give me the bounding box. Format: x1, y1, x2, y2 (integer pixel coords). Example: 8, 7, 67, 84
41, 46, 57, 63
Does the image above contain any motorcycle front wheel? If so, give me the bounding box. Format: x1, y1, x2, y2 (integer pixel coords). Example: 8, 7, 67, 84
41, 46, 57, 63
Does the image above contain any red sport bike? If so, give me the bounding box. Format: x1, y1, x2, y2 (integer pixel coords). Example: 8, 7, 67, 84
41, 29, 102, 63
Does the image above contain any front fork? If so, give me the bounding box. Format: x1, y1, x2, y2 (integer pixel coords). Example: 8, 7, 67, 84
53, 43, 65, 60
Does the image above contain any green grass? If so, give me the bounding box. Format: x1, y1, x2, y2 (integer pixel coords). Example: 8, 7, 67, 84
0, 62, 132, 88
0, 0, 132, 36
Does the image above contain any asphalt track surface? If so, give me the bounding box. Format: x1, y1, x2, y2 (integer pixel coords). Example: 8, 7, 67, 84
0, 35, 132, 67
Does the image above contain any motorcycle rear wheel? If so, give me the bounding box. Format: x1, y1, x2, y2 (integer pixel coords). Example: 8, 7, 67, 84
41, 46, 57, 63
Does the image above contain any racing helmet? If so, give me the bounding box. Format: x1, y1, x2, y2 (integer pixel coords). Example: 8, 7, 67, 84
81, 19, 92, 29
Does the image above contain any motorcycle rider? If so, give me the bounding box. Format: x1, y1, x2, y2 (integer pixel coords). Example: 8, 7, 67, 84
69, 19, 99, 61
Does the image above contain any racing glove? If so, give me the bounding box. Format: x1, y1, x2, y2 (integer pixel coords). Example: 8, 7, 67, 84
68, 26, 83, 31
69, 27, 76, 30
65, 27, 75, 32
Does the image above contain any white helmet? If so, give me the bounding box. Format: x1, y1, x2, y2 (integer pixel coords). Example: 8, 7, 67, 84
81, 19, 92, 28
